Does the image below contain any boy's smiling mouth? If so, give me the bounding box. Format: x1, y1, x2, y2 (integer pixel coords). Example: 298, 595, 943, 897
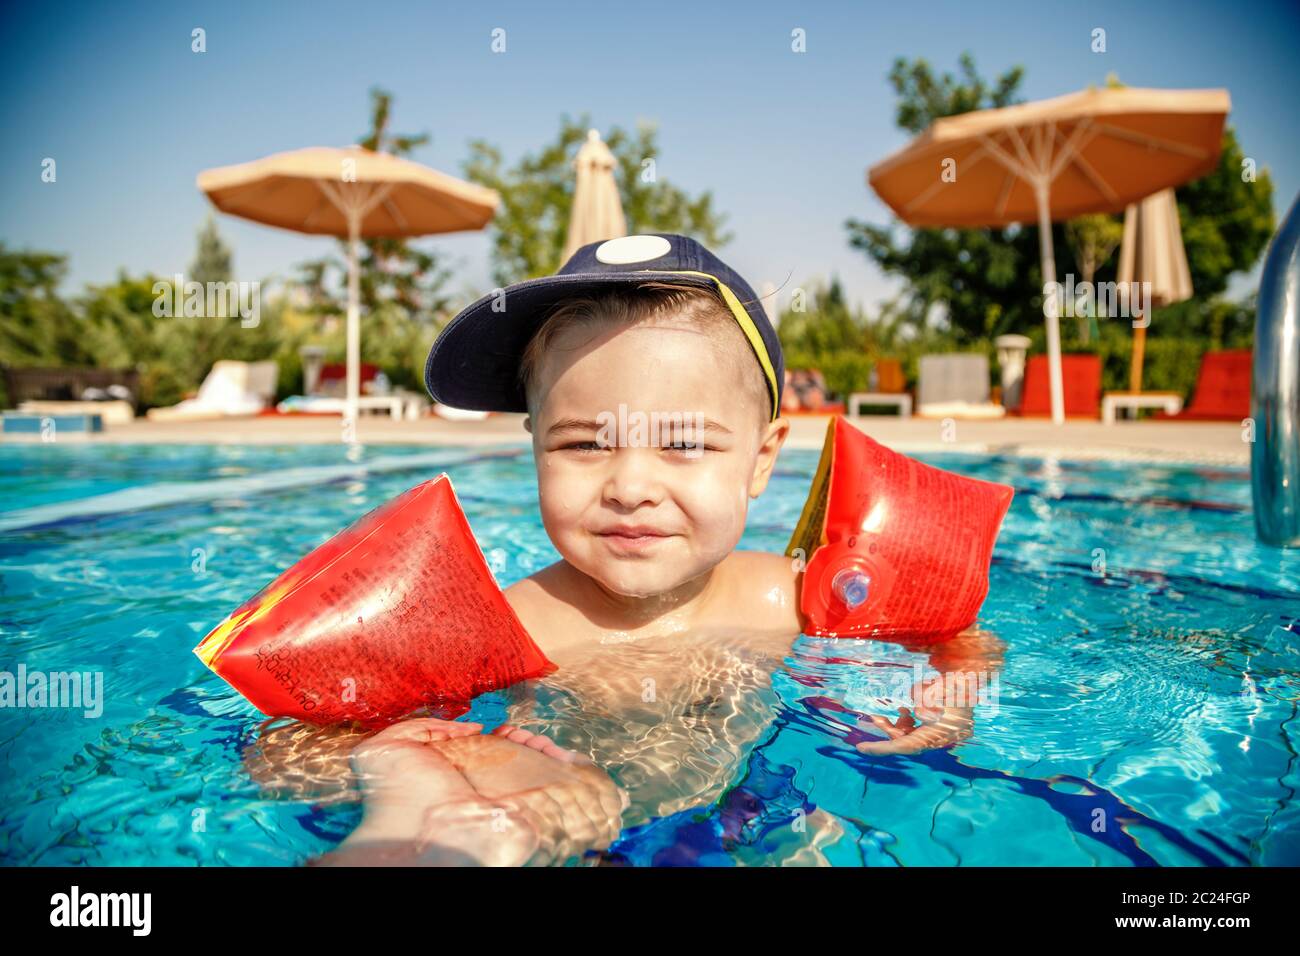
594, 524, 676, 553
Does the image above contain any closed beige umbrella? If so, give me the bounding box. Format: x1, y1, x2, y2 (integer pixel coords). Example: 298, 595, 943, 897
1117, 188, 1193, 392
198, 146, 499, 423
561, 129, 627, 265
869, 86, 1228, 423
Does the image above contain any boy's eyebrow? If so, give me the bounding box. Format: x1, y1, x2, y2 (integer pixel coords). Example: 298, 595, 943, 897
546, 417, 734, 436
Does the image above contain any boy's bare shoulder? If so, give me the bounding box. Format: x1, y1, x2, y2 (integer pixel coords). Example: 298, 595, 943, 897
724, 550, 805, 633
503, 563, 566, 622
502, 563, 585, 652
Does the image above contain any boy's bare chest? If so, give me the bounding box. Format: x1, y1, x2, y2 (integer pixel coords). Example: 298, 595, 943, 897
535, 624, 796, 721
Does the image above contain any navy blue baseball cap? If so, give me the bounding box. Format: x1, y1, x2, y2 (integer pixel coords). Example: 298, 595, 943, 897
424, 233, 784, 421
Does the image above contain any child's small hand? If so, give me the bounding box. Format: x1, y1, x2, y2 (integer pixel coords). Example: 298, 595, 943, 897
349, 715, 485, 800
855, 677, 975, 755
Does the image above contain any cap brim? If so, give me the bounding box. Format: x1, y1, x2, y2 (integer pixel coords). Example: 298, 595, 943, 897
424, 271, 717, 412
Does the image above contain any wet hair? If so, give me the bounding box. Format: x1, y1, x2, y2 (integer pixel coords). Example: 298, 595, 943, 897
517, 282, 771, 431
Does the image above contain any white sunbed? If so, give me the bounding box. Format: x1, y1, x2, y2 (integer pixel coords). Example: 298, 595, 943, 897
146, 360, 277, 422
17, 399, 136, 426
277, 394, 428, 420
916, 400, 1006, 420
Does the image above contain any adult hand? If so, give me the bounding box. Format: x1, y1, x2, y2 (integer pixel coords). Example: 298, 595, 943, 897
314, 718, 626, 866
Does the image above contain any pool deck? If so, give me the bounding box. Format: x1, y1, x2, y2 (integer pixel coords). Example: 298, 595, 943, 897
2, 412, 1253, 466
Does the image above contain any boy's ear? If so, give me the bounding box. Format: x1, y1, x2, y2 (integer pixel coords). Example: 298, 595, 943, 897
748, 417, 790, 498
523, 416, 533, 434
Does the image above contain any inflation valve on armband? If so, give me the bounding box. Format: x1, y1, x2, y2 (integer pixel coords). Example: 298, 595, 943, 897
831, 567, 871, 610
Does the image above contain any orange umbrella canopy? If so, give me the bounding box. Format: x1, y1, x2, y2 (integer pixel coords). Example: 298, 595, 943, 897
869, 87, 1229, 228
867, 86, 1228, 424
197, 145, 499, 238
197, 146, 499, 426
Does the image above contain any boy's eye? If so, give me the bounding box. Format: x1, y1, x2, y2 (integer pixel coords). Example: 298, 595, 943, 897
564, 441, 608, 452
559, 440, 714, 454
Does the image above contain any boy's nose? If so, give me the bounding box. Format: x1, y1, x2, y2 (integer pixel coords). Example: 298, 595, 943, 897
600, 447, 666, 510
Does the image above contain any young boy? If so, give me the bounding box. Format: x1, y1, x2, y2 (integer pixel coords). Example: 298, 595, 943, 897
318, 234, 996, 865
431, 234, 800, 644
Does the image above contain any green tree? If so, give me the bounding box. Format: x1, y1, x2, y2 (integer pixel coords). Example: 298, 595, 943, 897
848, 216, 1046, 342
778, 277, 865, 355
776, 276, 949, 398
847, 55, 1040, 343
1175, 127, 1274, 299
463, 114, 730, 285
74, 270, 288, 407
0, 235, 314, 410
1065, 213, 1124, 342
888, 53, 1023, 135
78, 272, 192, 406
190, 216, 233, 287
0, 245, 85, 367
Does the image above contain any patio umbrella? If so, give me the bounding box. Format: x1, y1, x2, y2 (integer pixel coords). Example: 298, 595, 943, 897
561, 129, 627, 264
868, 86, 1229, 423
1117, 187, 1193, 393
198, 146, 499, 423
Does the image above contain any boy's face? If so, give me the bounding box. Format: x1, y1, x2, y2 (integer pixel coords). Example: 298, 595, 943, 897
525, 321, 788, 600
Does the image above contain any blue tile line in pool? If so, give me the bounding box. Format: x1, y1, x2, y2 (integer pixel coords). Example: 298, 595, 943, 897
0, 446, 527, 533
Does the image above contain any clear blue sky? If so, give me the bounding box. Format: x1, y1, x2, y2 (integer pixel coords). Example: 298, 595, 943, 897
3, 0, 1296, 314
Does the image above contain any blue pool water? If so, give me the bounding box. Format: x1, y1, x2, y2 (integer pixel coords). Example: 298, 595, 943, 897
1, 442, 1297, 865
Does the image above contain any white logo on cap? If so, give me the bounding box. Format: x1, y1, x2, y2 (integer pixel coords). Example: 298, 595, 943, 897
595, 235, 671, 265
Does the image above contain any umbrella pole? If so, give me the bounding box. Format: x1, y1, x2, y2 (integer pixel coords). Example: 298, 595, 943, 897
345, 212, 361, 432
1129, 317, 1147, 393
1035, 181, 1066, 425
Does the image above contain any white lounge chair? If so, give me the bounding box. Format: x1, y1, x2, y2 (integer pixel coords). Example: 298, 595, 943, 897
146, 360, 278, 422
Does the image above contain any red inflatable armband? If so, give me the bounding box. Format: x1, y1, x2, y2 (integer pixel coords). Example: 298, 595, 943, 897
194, 476, 555, 726
786, 417, 1013, 641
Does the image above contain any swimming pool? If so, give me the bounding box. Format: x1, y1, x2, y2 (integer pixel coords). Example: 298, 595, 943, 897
1, 441, 1297, 865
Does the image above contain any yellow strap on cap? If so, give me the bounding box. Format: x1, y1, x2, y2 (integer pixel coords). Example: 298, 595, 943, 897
639, 269, 781, 421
